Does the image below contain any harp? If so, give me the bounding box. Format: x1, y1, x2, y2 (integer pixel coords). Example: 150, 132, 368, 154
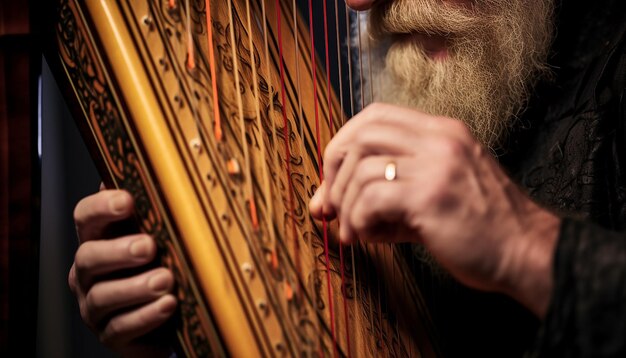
47, 0, 441, 356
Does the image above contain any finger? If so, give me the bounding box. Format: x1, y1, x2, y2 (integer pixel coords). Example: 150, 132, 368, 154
310, 182, 337, 219
68, 262, 80, 295
323, 123, 419, 204
327, 104, 437, 156
86, 267, 174, 325
327, 150, 362, 215
99, 294, 177, 349
325, 104, 468, 173
74, 234, 157, 289
344, 181, 413, 243
309, 181, 325, 219
74, 190, 134, 244
338, 156, 410, 240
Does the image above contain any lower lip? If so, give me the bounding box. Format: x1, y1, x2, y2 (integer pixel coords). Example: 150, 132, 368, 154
406, 33, 449, 60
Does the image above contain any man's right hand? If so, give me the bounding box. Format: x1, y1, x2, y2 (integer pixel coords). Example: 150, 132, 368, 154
69, 189, 177, 357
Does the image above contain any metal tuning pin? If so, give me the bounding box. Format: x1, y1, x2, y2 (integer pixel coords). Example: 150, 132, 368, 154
242, 262, 254, 278
226, 158, 242, 178
189, 138, 202, 154
257, 299, 269, 316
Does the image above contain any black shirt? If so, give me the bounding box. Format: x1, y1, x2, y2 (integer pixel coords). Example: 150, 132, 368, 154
416, 0, 626, 356
505, 0, 626, 356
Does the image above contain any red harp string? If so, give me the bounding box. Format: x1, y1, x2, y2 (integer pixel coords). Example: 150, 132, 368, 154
305, 0, 339, 356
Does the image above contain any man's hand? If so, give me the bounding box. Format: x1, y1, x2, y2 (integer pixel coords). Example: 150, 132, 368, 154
69, 189, 176, 356
309, 103, 560, 317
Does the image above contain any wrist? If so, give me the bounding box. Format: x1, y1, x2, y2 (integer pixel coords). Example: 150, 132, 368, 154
500, 204, 560, 318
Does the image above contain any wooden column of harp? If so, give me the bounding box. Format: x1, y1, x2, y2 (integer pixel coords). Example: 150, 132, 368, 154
46, 0, 441, 356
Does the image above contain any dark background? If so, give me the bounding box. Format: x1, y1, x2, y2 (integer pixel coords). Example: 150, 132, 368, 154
37, 58, 110, 357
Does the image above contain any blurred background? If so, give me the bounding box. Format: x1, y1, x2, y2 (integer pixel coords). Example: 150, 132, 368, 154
36, 59, 115, 358
1, 1, 113, 356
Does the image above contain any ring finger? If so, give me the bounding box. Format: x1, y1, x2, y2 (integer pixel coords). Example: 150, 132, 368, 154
338, 156, 416, 242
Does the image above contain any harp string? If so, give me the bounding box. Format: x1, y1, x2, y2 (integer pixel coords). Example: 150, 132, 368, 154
259, 0, 282, 268
242, 0, 282, 311
185, 0, 196, 69
182, 0, 214, 176
290, 0, 305, 301
321, 0, 354, 356
355, 10, 378, 345
273, 0, 301, 320
345, 3, 355, 118
224, 0, 258, 231
343, 5, 362, 358
289, 0, 304, 300
204, 0, 223, 141
322, 0, 348, 354
288, 2, 321, 355
306, 0, 340, 355
287, 1, 328, 355
357, 11, 365, 111
243, 0, 278, 263
327, 2, 353, 356
366, 12, 383, 350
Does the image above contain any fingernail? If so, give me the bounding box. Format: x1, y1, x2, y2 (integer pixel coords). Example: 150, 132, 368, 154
148, 271, 171, 293
110, 192, 130, 215
129, 236, 152, 258
158, 295, 177, 314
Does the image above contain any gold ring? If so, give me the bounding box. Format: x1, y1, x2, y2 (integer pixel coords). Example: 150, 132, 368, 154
384, 161, 397, 181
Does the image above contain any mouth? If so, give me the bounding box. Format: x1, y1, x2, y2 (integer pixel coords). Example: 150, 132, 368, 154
397, 32, 450, 60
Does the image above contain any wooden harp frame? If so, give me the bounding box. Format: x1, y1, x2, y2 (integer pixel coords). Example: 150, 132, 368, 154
45, 0, 441, 356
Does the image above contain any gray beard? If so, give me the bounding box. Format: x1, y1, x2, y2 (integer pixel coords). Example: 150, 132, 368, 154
351, 1, 554, 150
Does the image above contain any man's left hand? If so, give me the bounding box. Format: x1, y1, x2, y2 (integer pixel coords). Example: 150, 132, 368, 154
309, 103, 560, 317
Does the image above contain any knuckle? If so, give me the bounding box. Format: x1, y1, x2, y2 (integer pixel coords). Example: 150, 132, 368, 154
445, 119, 477, 147
354, 130, 377, 146
436, 137, 469, 159
73, 244, 94, 274
422, 186, 448, 208
421, 177, 457, 210
73, 193, 101, 226
360, 183, 379, 204
73, 208, 87, 233
85, 289, 103, 315
68, 265, 78, 293
449, 119, 471, 135
134, 272, 151, 291
329, 185, 342, 211
366, 102, 385, 115
354, 160, 370, 185
323, 141, 338, 161
101, 316, 130, 348
350, 206, 368, 233
100, 323, 119, 347
78, 300, 95, 328
350, 185, 380, 231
